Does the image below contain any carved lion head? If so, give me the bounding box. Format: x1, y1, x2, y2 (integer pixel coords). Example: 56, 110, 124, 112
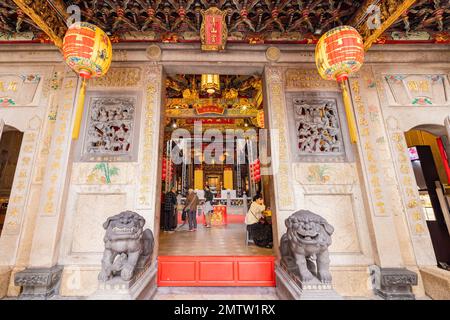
285, 210, 334, 248
103, 210, 145, 241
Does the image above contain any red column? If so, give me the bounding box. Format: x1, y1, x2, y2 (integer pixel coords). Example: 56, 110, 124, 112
436, 137, 450, 183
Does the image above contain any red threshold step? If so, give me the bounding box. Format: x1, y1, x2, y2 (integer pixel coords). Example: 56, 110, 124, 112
157, 256, 276, 287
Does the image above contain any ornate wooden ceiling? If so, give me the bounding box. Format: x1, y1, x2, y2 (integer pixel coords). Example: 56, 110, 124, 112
1, 0, 449, 46
166, 74, 261, 99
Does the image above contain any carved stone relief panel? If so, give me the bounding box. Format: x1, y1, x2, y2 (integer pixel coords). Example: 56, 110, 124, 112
77, 92, 142, 162
286, 92, 352, 162
383, 74, 450, 107
0, 73, 42, 107
285, 69, 339, 91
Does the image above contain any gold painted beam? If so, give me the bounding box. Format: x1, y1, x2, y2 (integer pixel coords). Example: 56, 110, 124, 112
12, 0, 69, 48
349, 0, 417, 51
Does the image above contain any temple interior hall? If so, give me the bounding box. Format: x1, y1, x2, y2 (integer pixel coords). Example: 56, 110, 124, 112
158, 73, 275, 256
1, 0, 450, 302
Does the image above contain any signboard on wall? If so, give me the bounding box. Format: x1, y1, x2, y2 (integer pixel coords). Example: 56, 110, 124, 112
383, 74, 450, 106
195, 105, 225, 115
200, 7, 227, 51
0, 74, 41, 107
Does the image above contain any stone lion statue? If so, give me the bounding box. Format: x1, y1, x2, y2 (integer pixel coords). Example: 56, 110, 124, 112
98, 211, 154, 282
280, 210, 334, 283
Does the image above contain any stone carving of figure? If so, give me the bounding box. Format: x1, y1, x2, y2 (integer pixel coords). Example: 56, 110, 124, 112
99, 108, 108, 122
280, 210, 334, 283
98, 211, 154, 282
85, 98, 135, 157
294, 99, 342, 154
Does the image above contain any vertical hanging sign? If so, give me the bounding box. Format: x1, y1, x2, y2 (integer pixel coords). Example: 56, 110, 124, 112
200, 7, 227, 51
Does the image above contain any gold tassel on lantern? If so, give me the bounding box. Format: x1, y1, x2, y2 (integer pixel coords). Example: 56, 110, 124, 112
72, 78, 87, 139
339, 81, 358, 144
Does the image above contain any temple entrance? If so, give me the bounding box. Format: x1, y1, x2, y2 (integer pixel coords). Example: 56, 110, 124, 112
405, 126, 450, 267
0, 124, 23, 237
156, 73, 276, 286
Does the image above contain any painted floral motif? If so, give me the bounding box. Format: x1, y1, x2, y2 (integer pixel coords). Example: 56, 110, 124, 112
385, 75, 406, 83
87, 162, 119, 184
426, 75, 443, 83
365, 77, 377, 88
412, 97, 432, 105
0, 97, 15, 107
307, 165, 331, 183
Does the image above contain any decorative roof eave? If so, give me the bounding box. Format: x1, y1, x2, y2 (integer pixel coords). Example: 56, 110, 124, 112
12, 0, 68, 48
349, 0, 418, 51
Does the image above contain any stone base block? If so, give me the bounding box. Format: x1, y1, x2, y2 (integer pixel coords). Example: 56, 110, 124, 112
60, 266, 100, 297
89, 263, 157, 300
7, 267, 25, 297
0, 267, 11, 298
330, 267, 372, 298
14, 265, 63, 299
275, 265, 342, 300
370, 266, 417, 300
419, 266, 450, 300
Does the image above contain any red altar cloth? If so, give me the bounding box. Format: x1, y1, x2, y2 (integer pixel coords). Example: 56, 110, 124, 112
209, 205, 227, 225
177, 205, 228, 225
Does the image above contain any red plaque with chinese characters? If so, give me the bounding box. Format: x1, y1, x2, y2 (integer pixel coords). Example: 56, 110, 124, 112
195, 105, 225, 115
201, 7, 227, 51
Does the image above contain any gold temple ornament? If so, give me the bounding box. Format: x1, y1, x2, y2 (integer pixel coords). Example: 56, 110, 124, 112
201, 74, 220, 95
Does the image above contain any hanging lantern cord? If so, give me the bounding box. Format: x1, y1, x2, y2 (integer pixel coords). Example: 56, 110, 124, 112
339, 80, 358, 144
72, 77, 87, 140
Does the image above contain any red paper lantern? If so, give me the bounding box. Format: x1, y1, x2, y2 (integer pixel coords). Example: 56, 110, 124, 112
315, 26, 364, 144
62, 22, 112, 140
315, 26, 364, 82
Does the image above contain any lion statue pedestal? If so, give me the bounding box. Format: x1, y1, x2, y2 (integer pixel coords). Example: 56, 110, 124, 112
276, 210, 342, 300
90, 211, 157, 300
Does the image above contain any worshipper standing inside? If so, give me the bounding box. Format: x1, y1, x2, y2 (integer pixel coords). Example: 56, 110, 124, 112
185, 188, 199, 232
176, 191, 185, 229
203, 185, 214, 228
163, 186, 177, 232
245, 194, 273, 248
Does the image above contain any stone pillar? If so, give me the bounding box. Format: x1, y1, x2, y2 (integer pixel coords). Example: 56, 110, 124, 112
0, 127, 42, 297
348, 66, 427, 299
133, 64, 164, 256
0, 67, 63, 297
263, 67, 295, 234
14, 71, 79, 298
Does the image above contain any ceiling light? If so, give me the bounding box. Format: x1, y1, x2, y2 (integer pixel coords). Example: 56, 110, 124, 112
201, 74, 220, 95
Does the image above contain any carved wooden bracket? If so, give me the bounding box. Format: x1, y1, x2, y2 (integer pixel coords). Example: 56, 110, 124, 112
12, 0, 69, 48
349, 0, 417, 51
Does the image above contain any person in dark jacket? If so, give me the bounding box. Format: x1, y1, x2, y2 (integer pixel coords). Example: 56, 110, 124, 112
203, 185, 214, 228
163, 186, 177, 232
185, 189, 199, 231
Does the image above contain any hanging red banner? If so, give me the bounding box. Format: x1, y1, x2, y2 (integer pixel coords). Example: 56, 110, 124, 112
186, 118, 235, 125
201, 7, 227, 51
195, 105, 225, 115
